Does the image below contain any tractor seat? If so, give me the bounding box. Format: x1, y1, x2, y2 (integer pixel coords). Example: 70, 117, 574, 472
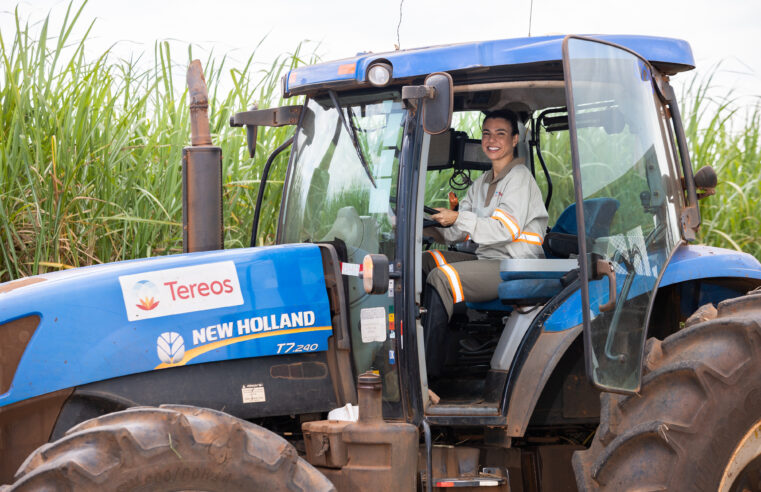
466, 198, 619, 310
497, 258, 578, 304
466, 259, 578, 310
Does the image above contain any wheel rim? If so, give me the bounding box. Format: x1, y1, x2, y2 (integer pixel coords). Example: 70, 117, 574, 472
719, 417, 761, 492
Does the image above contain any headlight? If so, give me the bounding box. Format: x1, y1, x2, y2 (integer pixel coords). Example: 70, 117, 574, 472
367, 63, 392, 87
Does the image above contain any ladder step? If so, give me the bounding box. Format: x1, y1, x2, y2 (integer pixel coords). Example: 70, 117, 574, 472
434, 476, 506, 487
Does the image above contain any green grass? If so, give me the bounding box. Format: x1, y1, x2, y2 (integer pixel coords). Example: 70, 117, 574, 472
1, 4, 759, 282
680, 73, 761, 257
0, 3, 312, 281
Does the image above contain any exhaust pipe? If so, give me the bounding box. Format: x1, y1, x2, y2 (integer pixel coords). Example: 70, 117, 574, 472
183, 60, 223, 253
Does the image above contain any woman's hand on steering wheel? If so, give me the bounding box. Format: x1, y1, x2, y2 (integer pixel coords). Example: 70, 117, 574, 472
429, 207, 458, 227
423, 205, 455, 228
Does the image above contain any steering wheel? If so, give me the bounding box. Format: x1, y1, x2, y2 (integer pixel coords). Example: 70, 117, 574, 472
423, 204, 454, 228
388, 196, 451, 228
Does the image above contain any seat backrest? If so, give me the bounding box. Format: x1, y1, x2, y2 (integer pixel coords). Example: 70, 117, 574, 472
544, 198, 620, 258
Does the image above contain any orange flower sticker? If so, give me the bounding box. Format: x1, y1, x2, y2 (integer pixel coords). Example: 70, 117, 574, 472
137, 297, 160, 311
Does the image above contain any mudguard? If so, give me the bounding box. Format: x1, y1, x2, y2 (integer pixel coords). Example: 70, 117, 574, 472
0, 244, 333, 407
543, 245, 761, 332
502, 245, 761, 436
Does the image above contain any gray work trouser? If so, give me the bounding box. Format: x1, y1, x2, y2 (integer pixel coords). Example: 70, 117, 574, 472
422, 250, 502, 319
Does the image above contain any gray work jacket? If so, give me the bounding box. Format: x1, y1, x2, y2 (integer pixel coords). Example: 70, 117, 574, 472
439, 158, 548, 260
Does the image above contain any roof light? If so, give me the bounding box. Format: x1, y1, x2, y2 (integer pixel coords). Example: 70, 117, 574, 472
367, 63, 392, 87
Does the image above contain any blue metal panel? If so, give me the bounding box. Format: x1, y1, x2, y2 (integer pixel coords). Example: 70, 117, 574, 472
659, 244, 761, 285
285, 35, 695, 94
0, 244, 332, 407
544, 245, 761, 332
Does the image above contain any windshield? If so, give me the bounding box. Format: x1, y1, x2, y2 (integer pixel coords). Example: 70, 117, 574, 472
280, 91, 406, 414
281, 92, 404, 254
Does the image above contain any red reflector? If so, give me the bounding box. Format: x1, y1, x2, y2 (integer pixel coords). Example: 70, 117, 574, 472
338, 63, 356, 75
436, 482, 454, 487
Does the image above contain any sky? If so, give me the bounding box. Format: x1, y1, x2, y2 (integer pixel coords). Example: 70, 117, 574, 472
2, 0, 760, 114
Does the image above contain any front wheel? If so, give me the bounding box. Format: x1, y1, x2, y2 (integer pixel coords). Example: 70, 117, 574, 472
574, 291, 761, 491
6, 405, 335, 492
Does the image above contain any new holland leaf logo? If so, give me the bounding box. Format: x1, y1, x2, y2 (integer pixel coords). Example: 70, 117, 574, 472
157, 332, 185, 364
133, 279, 160, 311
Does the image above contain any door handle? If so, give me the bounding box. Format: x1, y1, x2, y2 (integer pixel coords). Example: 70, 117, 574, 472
595, 259, 617, 312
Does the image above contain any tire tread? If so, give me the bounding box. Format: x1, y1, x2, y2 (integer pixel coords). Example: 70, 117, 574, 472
9, 405, 334, 492
574, 292, 761, 491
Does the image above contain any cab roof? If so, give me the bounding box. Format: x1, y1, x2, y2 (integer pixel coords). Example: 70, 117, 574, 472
284, 34, 694, 96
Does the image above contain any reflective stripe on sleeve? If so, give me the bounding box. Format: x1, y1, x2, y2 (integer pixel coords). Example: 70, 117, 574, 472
437, 263, 465, 303
491, 208, 520, 240
515, 231, 543, 245
428, 250, 446, 266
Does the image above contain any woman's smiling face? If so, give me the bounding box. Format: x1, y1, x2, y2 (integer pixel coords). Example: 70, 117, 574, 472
481, 117, 518, 164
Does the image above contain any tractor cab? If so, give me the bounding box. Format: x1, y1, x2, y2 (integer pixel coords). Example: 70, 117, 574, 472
233, 33, 703, 434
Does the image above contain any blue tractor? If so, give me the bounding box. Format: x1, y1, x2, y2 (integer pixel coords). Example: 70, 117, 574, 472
2, 35, 761, 491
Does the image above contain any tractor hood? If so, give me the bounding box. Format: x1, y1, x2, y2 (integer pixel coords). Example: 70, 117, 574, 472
0, 244, 333, 407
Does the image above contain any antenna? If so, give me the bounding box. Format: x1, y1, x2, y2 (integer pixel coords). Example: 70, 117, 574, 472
396, 0, 404, 50
528, 0, 534, 37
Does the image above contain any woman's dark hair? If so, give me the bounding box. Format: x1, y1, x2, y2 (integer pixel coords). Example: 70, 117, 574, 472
483, 109, 519, 136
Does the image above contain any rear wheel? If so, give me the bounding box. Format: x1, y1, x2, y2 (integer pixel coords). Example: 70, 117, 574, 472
574, 292, 761, 491
7, 405, 335, 492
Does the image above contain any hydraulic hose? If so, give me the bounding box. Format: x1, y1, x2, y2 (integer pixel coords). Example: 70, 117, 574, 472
250, 136, 294, 247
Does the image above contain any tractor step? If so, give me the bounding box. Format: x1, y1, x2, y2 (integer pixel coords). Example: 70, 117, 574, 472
433, 476, 506, 487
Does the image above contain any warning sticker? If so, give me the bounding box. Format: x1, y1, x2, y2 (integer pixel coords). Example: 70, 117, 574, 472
360, 307, 387, 343
341, 262, 361, 277
242, 383, 266, 403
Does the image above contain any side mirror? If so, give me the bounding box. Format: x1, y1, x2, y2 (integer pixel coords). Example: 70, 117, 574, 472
402, 72, 453, 135
361, 254, 389, 295
694, 166, 717, 199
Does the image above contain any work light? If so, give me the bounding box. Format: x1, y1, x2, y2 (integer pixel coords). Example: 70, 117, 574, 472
367, 63, 392, 87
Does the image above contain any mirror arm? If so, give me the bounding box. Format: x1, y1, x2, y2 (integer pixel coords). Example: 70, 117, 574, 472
663, 82, 700, 241
401, 85, 436, 110
230, 105, 302, 127
231, 105, 302, 159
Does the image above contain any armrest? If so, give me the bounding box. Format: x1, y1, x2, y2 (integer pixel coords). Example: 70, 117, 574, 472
544, 232, 578, 258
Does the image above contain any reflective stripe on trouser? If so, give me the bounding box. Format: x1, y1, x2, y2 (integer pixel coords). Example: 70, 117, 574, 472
423, 251, 502, 319
422, 250, 477, 278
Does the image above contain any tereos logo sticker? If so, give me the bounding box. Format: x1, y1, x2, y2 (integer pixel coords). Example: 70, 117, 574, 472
133, 280, 160, 311
119, 261, 244, 321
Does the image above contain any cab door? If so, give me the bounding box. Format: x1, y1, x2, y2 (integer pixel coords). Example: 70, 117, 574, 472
562, 36, 682, 392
